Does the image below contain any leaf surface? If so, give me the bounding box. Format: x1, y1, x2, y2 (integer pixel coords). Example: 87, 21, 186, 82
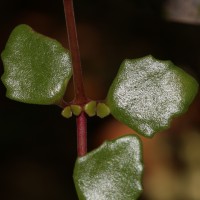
1, 24, 72, 104
73, 135, 143, 200
107, 55, 199, 137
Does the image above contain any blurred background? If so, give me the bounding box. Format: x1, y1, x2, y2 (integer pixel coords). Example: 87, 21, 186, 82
0, 0, 200, 199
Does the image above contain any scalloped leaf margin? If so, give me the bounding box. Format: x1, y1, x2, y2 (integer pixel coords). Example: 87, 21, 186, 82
107, 55, 199, 137
73, 135, 143, 200
1, 24, 72, 105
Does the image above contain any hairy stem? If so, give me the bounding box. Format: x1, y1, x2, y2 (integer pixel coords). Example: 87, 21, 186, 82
63, 0, 87, 157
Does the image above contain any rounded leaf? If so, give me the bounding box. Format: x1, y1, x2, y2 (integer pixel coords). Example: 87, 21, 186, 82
84, 101, 96, 117
61, 106, 72, 118
107, 55, 199, 137
71, 105, 82, 116
1, 24, 72, 104
96, 103, 110, 118
73, 135, 143, 200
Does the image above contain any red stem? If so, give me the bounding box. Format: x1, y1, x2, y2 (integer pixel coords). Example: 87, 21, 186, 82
63, 0, 87, 105
63, 0, 87, 157
76, 112, 87, 157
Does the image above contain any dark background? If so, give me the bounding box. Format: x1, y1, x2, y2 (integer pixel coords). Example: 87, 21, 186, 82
0, 0, 200, 199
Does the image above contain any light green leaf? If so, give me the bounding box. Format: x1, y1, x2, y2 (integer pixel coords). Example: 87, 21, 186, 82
107, 55, 199, 137
1, 24, 72, 105
84, 101, 96, 117
96, 103, 110, 118
61, 106, 72, 118
71, 105, 82, 116
73, 135, 143, 200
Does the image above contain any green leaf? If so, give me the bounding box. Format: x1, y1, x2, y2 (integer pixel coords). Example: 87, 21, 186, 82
107, 55, 199, 137
73, 135, 143, 200
61, 106, 72, 118
1, 24, 72, 105
71, 105, 82, 116
96, 103, 110, 118
84, 101, 96, 117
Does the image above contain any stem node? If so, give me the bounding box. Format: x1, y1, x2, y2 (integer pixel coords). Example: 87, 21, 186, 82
63, 0, 87, 156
